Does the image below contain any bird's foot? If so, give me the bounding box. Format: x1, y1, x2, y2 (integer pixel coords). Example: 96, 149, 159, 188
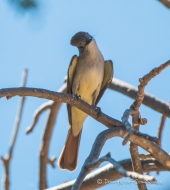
73, 94, 81, 101
95, 106, 101, 119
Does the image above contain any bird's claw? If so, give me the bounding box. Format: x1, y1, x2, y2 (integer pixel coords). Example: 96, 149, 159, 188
73, 94, 81, 101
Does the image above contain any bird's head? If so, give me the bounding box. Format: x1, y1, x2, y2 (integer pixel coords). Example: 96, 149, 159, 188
70, 32, 93, 50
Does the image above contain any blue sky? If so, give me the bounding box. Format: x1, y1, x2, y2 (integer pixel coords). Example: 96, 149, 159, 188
0, 0, 170, 189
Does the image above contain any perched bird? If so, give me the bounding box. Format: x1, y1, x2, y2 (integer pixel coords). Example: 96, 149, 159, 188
58, 32, 113, 171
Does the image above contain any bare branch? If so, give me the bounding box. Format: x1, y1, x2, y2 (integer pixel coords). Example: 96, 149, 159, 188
1, 69, 28, 190
26, 101, 52, 134
0, 87, 123, 128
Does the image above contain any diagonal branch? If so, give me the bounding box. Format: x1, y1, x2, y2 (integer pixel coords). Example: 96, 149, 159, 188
0, 69, 28, 190
0, 87, 123, 128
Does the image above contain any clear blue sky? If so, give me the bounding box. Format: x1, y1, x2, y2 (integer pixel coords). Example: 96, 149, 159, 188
0, 0, 170, 190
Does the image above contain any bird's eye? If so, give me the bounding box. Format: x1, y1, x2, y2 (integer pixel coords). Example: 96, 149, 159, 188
79, 46, 84, 49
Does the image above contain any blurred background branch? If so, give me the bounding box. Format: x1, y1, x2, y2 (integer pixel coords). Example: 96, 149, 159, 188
0, 69, 28, 190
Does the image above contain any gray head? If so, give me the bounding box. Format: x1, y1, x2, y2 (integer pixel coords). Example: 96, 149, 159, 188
70, 32, 93, 50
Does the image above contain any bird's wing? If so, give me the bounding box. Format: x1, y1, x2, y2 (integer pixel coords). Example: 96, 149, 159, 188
95, 60, 113, 105
67, 55, 79, 125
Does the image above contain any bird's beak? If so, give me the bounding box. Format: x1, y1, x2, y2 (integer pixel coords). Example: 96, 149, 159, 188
86, 37, 92, 45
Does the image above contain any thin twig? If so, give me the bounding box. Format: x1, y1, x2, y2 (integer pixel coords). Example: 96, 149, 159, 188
0, 69, 28, 190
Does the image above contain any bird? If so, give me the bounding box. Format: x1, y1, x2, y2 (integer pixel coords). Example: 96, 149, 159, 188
58, 31, 113, 171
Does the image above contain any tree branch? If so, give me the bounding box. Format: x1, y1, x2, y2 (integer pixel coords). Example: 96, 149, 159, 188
0, 69, 28, 190
26, 101, 52, 134
0, 87, 123, 128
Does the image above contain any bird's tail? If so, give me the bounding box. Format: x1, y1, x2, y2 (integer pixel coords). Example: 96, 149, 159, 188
58, 128, 82, 171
